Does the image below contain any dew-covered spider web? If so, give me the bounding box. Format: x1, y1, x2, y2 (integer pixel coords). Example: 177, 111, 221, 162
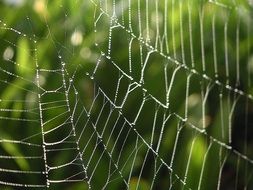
0, 0, 253, 189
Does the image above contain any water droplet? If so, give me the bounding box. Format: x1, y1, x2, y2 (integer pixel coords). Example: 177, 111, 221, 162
225, 85, 231, 90
191, 69, 197, 74
215, 80, 220, 85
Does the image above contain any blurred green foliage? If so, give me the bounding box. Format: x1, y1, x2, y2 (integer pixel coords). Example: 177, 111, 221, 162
0, 0, 253, 189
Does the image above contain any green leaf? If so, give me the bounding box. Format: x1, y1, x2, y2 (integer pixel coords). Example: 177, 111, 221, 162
129, 177, 150, 190
16, 37, 35, 77
1, 141, 29, 171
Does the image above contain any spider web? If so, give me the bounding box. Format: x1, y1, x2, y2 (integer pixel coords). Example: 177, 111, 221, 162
0, 0, 253, 189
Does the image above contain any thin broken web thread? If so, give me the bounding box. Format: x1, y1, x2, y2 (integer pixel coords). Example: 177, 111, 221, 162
0, 0, 252, 189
